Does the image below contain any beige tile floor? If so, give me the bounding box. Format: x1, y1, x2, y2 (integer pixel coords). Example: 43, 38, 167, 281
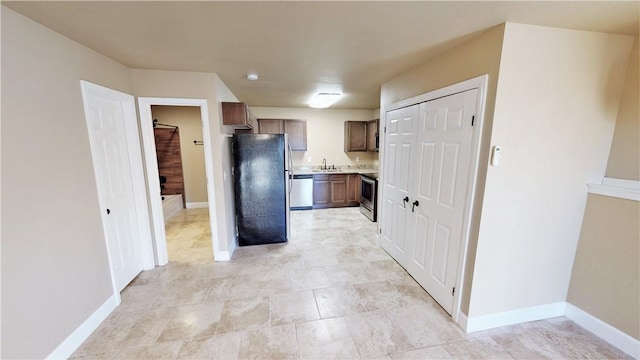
71, 207, 630, 360
165, 208, 213, 263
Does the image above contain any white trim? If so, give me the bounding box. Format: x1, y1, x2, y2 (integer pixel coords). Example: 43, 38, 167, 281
565, 303, 640, 359
385, 76, 488, 113
46, 294, 119, 360
137, 97, 225, 263
379, 75, 489, 326
137, 100, 168, 265
465, 302, 566, 333
457, 311, 469, 332
452, 75, 488, 325
186, 202, 209, 209
215, 250, 232, 261
588, 177, 640, 201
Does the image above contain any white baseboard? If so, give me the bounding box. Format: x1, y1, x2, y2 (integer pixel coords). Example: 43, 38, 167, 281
456, 311, 469, 331
214, 250, 231, 261
565, 303, 640, 359
465, 302, 566, 333
186, 202, 209, 209
46, 294, 119, 360
214, 235, 237, 262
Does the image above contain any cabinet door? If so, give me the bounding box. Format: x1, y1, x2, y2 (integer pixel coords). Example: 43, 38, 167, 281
284, 120, 307, 151
344, 121, 367, 152
258, 119, 284, 134
367, 119, 379, 152
313, 174, 331, 206
347, 174, 360, 203
330, 175, 347, 205
222, 102, 256, 132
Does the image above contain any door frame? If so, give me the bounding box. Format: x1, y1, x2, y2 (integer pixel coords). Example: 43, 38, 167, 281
137, 97, 220, 265
80, 81, 155, 300
379, 74, 488, 326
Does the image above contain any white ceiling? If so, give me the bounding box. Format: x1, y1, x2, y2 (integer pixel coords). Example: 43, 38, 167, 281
4, 1, 638, 110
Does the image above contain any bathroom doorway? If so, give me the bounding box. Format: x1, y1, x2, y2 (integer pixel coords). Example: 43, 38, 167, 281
151, 105, 212, 262
138, 97, 220, 266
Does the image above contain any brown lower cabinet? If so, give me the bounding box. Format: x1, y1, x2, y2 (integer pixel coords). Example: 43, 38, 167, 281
313, 173, 360, 209
313, 174, 331, 206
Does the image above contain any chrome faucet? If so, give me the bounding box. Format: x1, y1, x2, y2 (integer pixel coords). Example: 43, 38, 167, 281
322, 158, 327, 170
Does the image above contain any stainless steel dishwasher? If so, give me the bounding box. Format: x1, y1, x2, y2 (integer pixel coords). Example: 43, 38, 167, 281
290, 174, 314, 210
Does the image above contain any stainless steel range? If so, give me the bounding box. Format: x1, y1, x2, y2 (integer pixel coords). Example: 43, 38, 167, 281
359, 173, 378, 222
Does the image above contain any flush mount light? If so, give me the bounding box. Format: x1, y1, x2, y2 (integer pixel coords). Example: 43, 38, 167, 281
309, 93, 341, 108
246, 73, 259, 81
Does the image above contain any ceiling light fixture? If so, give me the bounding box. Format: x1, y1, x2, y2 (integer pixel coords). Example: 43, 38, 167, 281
246, 73, 259, 81
309, 93, 341, 108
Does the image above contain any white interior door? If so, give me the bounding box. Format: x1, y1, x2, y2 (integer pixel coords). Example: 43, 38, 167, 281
82, 82, 145, 292
380, 104, 419, 269
408, 89, 477, 314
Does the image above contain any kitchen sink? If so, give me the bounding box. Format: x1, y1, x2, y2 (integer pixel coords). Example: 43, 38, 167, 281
313, 168, 342, 173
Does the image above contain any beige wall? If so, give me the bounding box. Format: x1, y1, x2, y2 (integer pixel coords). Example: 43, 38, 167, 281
130, 70, 239, 255
380, 24, 506, 314
567, 195, 640, 339
151, 106, 208, 203
468, 23, 633, 317
567, 37, 640, 340
251, 107, 378, 167
1, 7, 134, 359
606, 37, 639, 180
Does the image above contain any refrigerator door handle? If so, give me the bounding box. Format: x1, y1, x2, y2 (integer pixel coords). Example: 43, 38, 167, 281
288, 144, 293, 193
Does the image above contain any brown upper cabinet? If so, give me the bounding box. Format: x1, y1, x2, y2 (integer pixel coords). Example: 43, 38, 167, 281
222, 102, 257, 132
257, 119, 307, 151
344, 121, 368, 152
367, 119, 379, 152
258, 119, 284, 134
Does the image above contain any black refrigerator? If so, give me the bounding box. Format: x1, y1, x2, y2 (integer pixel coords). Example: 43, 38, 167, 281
232, 133, 291, 246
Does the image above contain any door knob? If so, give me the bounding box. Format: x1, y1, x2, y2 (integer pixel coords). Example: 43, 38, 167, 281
106, 209, 111, 215
412, 200, 419, 212
402, 196, 409, 208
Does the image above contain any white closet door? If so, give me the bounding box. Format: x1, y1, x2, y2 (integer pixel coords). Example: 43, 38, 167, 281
408, 89, 477, 314
380, 104, 419, 269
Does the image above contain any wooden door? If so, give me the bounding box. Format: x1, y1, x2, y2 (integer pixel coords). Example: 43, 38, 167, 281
367, 119, 379, 152
284, 120, 307, 151
407, 89, 477, 314
313, 174, 331, 207
379, 105, 419, 269
258, 119, 284, 134
344, 121, 367, 152
330, 174, 348, 206
347, 174, 360, 203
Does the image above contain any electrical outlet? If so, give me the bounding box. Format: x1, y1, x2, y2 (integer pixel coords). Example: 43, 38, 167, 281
356, 156, 360, 162
307, 157, 312, 163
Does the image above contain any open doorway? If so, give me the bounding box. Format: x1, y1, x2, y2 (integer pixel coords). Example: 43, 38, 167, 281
138, 97, 221, 266
151, 105, 212, 262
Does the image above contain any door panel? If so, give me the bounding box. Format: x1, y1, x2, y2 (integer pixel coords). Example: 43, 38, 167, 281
85, 91, 143, 292
380, 105, 419, 268
438, 143, 460, 208
409, 89, 477, 314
